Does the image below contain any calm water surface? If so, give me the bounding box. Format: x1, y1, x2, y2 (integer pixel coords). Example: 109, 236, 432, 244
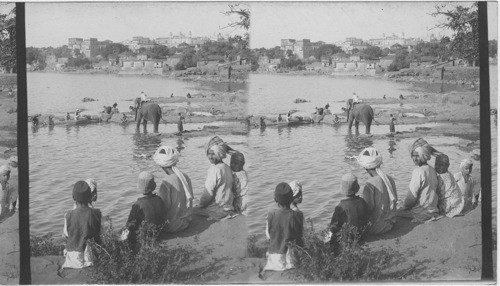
27, 72, 246, 116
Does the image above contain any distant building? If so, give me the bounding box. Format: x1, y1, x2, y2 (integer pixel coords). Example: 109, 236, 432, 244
68, 38, 83, 50
81, 38, 99, 58
378, 54, 396, 69
280, 39, 320, 59
367, 33, 423, 50
155, 32, 211, 48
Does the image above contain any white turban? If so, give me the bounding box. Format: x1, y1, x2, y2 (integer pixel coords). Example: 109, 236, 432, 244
356, 147, 397, 210
153, 145, 193, 206
210, 144, 227, 161
153, 146, 179, 168
356, 147, 383, 170
460, 158, 473, 169
0, 165, 11, 176
288, 180, 302, 197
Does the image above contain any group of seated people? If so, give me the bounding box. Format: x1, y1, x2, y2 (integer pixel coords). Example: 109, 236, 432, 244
262, 137, 480, 272
61, 136, 249, 269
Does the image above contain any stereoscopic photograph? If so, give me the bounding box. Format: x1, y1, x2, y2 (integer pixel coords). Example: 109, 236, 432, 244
1, 0, 495, 284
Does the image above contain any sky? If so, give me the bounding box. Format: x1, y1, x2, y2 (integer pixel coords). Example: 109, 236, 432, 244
250, 1, 498, 48
25, 2, 498, 49
25, 2, 247, 47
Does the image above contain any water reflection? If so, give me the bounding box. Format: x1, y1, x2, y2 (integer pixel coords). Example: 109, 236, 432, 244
344, 134, 374, 157
388, 140, 397, 156
176, 137, 185, 153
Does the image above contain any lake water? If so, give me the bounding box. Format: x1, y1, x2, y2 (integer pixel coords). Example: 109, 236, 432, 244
27, 72, 246, 116
28, 71, 496, 237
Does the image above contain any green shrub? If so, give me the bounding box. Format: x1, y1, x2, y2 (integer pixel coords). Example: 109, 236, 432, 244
88, 217, 196, 284
30, 233, 63, 257
291, 221, 396, 282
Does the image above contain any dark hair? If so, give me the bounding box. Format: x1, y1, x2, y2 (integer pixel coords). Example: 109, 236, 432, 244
178, 113, 181, 116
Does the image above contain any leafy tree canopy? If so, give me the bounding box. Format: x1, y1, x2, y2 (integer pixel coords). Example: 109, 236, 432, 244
0, 5, 16, 72
431, 3, 478, 64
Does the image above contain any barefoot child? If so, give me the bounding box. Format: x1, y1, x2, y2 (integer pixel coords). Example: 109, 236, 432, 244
435, 154, 464, 217
62, 181, 102, 269
264, 183, 304, 271
231, 152, 249, 214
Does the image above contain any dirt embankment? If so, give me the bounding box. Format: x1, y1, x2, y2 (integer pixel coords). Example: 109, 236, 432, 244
0, 74, 18, 284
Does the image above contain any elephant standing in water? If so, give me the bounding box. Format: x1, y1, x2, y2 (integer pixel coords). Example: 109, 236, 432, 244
346, 98, 374, 134
135, 100, 163, 133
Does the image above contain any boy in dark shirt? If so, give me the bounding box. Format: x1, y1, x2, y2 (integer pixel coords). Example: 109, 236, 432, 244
327, 173, 369, 249
124, 171, 166, 245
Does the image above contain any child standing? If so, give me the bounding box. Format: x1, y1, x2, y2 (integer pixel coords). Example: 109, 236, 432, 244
62, 181, 102, 269
327, 173, 368, 247
177, 113, 185, 133
435, 154, 464, 217
389, 114, 396, 133
264, 183, 304, 271
288, 180, 302, 211
231, 152, 249, 214
454, 158, 480, 213
0, 165, 13, 215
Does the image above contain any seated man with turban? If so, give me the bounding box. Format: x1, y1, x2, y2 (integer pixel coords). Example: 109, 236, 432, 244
288, 180, 303, 212
153, 146, 193, 233
195, 136, 235, 220
62, 181, 102, 269
264, 182, 304, 271
124, 171, 166, 246
397, 138, 439, 221
454, 158, 480, 214
328, 173, 369, 250
356, 147, 398, 235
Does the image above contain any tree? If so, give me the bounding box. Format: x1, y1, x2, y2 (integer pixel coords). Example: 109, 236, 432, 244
221, 4, 249, 48
431, 3, 478, 65
0, 5, 16, 73
360, 46, 383, 60
26, 47, 46, 70
286, 49, 294, 58
489, 39, 497, 58
265, 46, 284, 59
313, 44, 342, 60
100, 43, 130, 59
175, 47, 198, 70
150, 45, 170, 59
388, 49, 410, 71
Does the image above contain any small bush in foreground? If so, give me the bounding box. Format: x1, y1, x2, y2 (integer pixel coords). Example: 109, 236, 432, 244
88, 217, 195, 284
246, 234, 267, 258
291, 221, 396, 282
30, 233, 63, 256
